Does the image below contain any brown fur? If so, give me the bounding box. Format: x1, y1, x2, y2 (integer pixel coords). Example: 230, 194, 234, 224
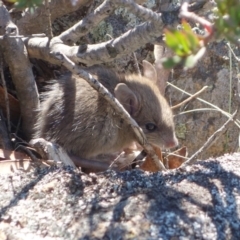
34, 66, 178, 158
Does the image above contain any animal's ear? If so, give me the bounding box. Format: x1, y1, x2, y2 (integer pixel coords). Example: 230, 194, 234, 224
114, 83, 139, 116
142, 60, 157, 84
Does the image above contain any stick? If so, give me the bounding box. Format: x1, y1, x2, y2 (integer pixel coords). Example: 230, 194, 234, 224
0, 57, 11, 133
181, 110, 238, 167
44, 0, 53, 39
171, 86, 208, 110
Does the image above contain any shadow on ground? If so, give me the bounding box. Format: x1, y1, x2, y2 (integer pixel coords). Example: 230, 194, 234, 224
1, 153, 240, 239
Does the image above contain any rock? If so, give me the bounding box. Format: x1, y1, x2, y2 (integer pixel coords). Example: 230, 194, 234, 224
0, 153, 240, 239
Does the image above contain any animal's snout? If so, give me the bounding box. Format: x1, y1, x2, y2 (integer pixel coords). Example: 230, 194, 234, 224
164, 136, 178, 149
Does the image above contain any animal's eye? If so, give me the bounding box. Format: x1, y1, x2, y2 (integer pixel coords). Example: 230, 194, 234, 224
145, 123, 157, 132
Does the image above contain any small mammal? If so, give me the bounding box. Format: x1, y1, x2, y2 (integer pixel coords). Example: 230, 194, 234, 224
34, 64, 178, 159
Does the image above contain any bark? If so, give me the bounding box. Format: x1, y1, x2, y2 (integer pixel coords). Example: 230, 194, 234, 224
0, 112, 12, 150
2, 36, 39, 139
22, 0, 164, 66
0, 4, 39, 139
23, 17, 164, 66
59, 0, 116, 44
15, 0, 92, 35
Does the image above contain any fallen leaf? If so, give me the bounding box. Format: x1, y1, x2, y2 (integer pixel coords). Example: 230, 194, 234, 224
140, 146, 188, 172
165, 146, 188, 169
140, 146, 163, 172
0, 149, 29, 161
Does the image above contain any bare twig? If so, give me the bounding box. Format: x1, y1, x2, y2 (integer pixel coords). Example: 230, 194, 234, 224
59, 0, 115, 44
0, 57, 11, 133
175, 108, 219, 116
11, 133, 29, 148
132, 52, 141, 75
59, 0, 163, 45
154, 44, 174, 94
16, 0, 91, 35
226, 42, 240, 62
168, 82, 240, 129
115, 0, 162, 23
23, 12, 164, 66
17, 145, 39, 163
44, 0, 53, 38
22, 0, 165, 66
0, 34, 46, 39
181, 110, 238, 167
179, 0, 213, 38
0, 111, 12, 150
171, 86, 208, 110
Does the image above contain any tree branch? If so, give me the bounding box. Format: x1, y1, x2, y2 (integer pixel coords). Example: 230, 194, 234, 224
44, 0, 53, 38
171, 86, 208, 110
0, 4, 39, 139
59, 0, 116, 44
15, 0, 92, 35
23, 15, 165, 66
181, 110, 238, 167
59, 0, 163, 45
0, 112, 12, 150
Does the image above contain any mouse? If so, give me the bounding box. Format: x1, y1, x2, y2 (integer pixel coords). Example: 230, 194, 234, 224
33, 63, 178, 159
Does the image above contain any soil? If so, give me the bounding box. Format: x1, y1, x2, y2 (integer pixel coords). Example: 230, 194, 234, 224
0, 153, 240, 240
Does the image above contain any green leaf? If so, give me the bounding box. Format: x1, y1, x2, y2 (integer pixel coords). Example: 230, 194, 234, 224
183, 55, 197, 69
162, 56, 182, 69
165, 20, 202, 57
15, 0, 43, 9
165, 30, 181, 52
175, 31, 191, 56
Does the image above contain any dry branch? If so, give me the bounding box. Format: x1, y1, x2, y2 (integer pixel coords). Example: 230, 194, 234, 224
115, 0, 162, 22
0, 112, 12, 150
44, 0, 53, 39
0, 57, 10, 133
59, 0, 116, 44
181, 110, 238, 167
59, 0, 163, 45
0, 4, 39, 139
0, 1, 18, 36
179, 0, 213, 38
168, 82, 240, 128
15, 0, 92, 35
0, 86, 20, 125
23, 16, 165, 67
21, 0, 165, 66
172, 86, 209, 110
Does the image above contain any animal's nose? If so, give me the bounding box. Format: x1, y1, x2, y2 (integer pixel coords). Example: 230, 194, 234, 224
165, 137, 178, 148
